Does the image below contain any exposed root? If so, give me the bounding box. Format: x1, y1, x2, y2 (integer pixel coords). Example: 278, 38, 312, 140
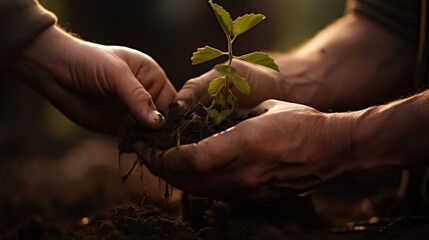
120, 156, 140, 184
139, 164, 147, 206
159, 178, 173, 203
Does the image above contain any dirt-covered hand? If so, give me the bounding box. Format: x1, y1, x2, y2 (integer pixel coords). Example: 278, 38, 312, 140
177, 59, 285, 112
7, 26, 176, 136
151, 100, 355, 200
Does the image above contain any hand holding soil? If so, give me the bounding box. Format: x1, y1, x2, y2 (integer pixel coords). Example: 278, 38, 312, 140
143, 100, 353, 200
129, 89, 429, 201
118, 2, 427, 202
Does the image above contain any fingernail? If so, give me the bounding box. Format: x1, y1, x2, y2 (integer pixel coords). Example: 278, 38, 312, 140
176, 100, 185, 107
148, 110, 165, 124
176, 100, 187, 110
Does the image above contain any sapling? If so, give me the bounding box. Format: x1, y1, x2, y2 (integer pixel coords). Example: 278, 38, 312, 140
118, 0, 280, 201
192, 0, 279, 124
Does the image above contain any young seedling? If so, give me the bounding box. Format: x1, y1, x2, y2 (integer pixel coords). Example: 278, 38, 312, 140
118, 0, 281, 202
192, 0, 279, 124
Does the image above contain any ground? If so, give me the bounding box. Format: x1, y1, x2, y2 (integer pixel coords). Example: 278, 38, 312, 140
1, 137, 429, 240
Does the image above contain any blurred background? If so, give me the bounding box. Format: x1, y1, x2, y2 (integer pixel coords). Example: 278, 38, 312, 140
0, 0, 359, 232
0, 0, 348, 170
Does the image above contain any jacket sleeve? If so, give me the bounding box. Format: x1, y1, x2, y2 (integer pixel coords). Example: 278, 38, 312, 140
351, 0, 420, 45
0, 0, 57, 70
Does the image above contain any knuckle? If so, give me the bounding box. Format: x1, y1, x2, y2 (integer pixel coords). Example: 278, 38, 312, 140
256, 99, 280, 112
184, 77, 207, 89
263, 99, 279, 105
131, 87, 152, 102
113, 58, 131, 70
140, 52, 156, 63
238, 170, 263, 189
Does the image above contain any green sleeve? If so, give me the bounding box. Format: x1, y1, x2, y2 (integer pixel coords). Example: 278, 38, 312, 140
351, 0, 420, 45
0, 0, 57, 70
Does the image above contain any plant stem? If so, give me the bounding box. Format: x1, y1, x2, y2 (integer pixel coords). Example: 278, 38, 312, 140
227, 35, 233, 65
225, 34, 234, 111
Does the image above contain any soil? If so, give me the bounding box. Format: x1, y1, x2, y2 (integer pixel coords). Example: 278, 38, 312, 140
117, 101, 254, 187
118, 101, 252, 152
3, 195, 429, 240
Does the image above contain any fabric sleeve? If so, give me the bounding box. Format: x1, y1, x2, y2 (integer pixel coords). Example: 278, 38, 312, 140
0, 0, 57, 70
350, 0, 420, 45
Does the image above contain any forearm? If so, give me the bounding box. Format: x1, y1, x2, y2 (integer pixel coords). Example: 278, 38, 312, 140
344, 90, 429, 182
7, 26, 79, 92
0, 0, 56, 70
276, 13, 417, 111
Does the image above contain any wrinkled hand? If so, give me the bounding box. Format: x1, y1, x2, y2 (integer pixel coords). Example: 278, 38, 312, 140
144, 100, 354, 200
8, 26, 176, 136
177, 59, 285, 112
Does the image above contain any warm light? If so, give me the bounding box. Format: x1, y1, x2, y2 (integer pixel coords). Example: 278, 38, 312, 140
81, 217, 90, 225
353, 226, 367, 231
369, 216, 379, 224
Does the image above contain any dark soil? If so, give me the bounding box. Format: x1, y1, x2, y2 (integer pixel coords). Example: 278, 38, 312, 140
117, 101, 255, 190
118, 101, 252, 153
81, 205, 197, 240
80, 195, 325, 240
4, 199, 429, 240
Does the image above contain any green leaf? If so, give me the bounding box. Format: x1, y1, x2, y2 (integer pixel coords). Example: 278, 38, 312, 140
210, 107, 233, 125
213, 95, 225, 106
217, 109, 233, 124
209, 1, 233, 35
233, 13, 266, 37
239, 51, 279, 71
231, 75, 251, 95
210, 109, 220, 120
192, 46, 224, 65
208, 76, 225, 96
191, 113, 201, 122
214, 64, 236, 76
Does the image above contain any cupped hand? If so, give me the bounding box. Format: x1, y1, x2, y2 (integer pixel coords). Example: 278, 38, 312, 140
8, 26, 176, 136
177, 59, 285, 112
145, 100, 355, 200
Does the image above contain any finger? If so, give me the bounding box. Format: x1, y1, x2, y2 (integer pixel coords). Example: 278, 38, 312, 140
152, 81, 177, 111
132, 140, 165, 175
176, 69, 219, 107
113, 70, 166, 129
249, 100, 278, 115
175, 59, 249, 108
132, 57, 177, 111
159, 142, 230, 194
250, 99, 307, 116
160, 125, 263, 197
161, 126, 243, 176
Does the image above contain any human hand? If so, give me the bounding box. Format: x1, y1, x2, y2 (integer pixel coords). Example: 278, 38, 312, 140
7, 26, 176, 136
177, 59, 285, 112
140, 100, 355, 200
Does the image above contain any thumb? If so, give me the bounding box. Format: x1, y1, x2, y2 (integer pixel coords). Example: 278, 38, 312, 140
176, 69, 219, 107
115, 71, 165, 129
